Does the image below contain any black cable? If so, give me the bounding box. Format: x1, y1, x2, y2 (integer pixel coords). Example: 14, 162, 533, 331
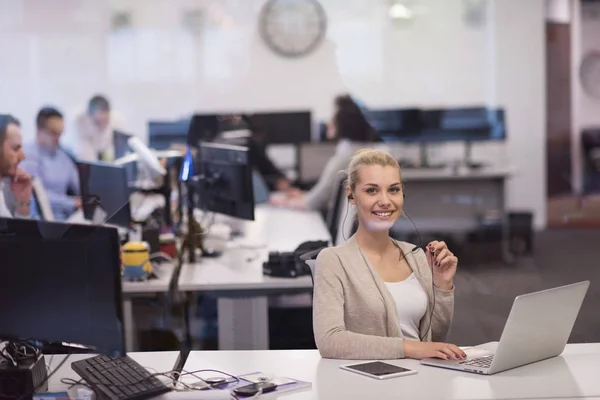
339, 197, 437, 343
15, 354, 71, 400
400, 210, 435, 342
60, 366, 240, 392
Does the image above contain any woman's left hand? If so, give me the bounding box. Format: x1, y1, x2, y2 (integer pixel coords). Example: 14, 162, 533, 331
426, 240, 458, 291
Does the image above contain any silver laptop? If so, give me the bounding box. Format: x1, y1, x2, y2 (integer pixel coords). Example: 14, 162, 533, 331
421, 281, 590, 375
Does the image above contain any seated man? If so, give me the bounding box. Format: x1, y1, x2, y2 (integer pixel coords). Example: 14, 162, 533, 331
0, 114, 31, 218
21, 107, 81, 221
68, 94, 129, 162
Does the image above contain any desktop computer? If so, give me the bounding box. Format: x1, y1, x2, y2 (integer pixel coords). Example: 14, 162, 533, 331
364, 106, 507, 168
246, 111, 312, 144
182, 142, 256, 262
0, 218, 171, 399
76, 161, 132, 229
193, 142, 255, 221
148, 119, 191, 150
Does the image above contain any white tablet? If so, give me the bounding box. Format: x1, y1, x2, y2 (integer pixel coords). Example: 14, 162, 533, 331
340, 361, 418, 380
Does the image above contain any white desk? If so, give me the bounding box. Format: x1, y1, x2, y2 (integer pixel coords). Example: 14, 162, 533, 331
183, 344, 600, 400
122, 263, 176, 352
46, 351, 180, 399
178, 205, 331, 350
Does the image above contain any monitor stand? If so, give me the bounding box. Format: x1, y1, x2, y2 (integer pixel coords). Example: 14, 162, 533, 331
463, 142, 485, 169
419, 143, 446, 169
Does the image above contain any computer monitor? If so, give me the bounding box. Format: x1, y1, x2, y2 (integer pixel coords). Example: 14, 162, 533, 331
420, 107, 507, 142
246, 111, 312, 144
0, 218, 125, 356
193, 142, 255, 221
148, 119, 191, 150
362, 108, 422, 142
77, 161, 132, 229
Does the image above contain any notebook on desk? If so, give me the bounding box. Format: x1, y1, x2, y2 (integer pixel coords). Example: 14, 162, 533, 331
421, 281, 590, 375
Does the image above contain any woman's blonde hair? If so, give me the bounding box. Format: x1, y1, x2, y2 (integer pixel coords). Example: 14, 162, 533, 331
346, 149, 402, 192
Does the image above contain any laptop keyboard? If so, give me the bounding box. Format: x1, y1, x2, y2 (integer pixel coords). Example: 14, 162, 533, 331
459, 355, 494, 368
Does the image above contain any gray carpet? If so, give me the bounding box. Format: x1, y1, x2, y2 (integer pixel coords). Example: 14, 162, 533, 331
448, 229, 600, 346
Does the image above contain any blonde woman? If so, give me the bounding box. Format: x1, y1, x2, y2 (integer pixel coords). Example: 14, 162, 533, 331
313, 149, 465, 360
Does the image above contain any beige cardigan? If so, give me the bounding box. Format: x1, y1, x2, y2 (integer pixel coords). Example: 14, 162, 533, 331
312, 235, 454, 359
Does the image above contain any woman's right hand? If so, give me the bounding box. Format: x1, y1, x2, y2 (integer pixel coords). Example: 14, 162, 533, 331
403, 340, 467, 360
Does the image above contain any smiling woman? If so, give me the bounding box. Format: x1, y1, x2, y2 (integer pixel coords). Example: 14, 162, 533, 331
312, 148, 464, 361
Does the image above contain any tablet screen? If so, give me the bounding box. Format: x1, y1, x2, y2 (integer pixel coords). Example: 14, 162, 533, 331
344, 361, 412, 376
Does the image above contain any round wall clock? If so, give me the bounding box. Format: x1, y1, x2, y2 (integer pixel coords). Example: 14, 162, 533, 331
259, 0, 327, 58
580, 51, 600, 100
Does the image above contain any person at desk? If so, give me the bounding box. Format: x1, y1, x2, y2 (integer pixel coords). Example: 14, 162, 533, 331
70, 94, 129, 162
21, 107, 81, 221
313, 149, 465, 360
232, 114, 297, 193
0, 114, 32, 218
269, 94, 377, 210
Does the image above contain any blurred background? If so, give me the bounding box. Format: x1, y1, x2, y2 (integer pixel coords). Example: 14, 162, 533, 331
1, 0, 599, 350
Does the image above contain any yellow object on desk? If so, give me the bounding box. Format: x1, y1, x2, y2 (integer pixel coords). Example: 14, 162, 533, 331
121, 241, 152, 281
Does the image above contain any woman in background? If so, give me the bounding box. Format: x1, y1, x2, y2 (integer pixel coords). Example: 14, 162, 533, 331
270, 94, 378, 211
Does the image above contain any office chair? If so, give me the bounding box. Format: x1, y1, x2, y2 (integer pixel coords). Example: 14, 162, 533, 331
325, 175, 356, 246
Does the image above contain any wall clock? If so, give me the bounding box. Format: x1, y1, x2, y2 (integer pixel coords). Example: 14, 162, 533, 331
259, 0, 327, 58
580, 51, 600, 100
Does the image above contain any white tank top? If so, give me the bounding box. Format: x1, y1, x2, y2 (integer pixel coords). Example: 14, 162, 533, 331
384, 273, 428, 341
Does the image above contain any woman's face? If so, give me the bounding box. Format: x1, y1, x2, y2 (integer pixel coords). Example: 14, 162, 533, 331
347, 164, 403, 232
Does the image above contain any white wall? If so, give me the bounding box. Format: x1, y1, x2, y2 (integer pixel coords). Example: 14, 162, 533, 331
0, 0, 547, 228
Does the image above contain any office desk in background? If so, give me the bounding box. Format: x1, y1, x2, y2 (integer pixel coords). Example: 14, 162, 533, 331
183, 344, 600, 400
178, 205, 331, 350
122, 263, 177, 352
394, 165, 515, 263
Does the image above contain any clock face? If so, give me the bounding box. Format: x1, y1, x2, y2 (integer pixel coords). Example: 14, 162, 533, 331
580, 51, 600, 100
259, 0, 327, 58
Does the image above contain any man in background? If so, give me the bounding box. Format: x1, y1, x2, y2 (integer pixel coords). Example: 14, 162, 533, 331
0, 114, 31, 218
70, 95, 129, 162
21, 107, 81, 221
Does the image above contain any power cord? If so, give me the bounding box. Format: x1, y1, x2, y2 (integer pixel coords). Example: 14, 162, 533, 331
59, 367, 242, 394
400, 210, 436, 342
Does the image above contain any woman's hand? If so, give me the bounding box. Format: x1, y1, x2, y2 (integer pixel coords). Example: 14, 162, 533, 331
403, 340, 466, 360
427, 240, 458, 291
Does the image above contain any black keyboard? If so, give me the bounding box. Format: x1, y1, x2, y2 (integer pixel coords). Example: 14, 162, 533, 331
71, 355, 171, 400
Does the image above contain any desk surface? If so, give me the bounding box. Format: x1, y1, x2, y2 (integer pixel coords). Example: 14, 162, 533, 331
182, 344, 600, 400
122, 263, 175, 294
178, 205, 330, 292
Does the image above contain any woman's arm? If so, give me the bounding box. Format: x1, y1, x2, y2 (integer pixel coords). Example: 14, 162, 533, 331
430, 286, 455, 342
313, 249, 405, 359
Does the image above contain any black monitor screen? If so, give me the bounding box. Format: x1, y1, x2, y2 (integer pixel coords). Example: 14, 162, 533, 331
77, 162, 131, 229
246, 111, 312, 144
0, 218, 125, 356
148, 120, 191, 150
195, 142, 255, 221
419, 107, 507, 142
363, 109, 422, 141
